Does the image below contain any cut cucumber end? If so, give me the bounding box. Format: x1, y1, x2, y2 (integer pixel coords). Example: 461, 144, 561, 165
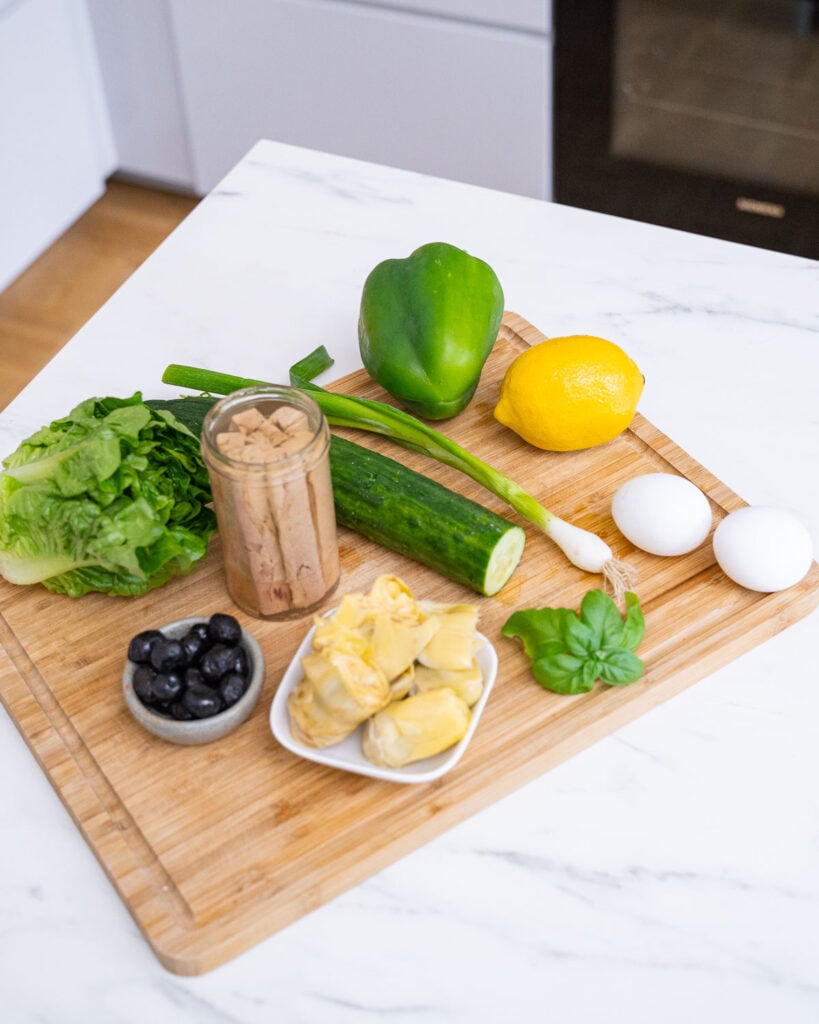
329, 435, 527, 596
482, 525, 526, 596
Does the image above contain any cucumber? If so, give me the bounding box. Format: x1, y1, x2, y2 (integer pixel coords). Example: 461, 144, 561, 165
329, 434, 525, 596
147, 395, 218, 434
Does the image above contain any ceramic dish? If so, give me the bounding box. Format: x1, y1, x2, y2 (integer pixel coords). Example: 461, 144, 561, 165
269, 618, 498, 783
123, 616, 265, 745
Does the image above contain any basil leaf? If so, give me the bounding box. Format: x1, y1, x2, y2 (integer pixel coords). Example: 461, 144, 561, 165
582, 656, 601, 687
597, 649, 645, 686
579, 589, 625, 648
503, 591, 646, 696
562, 618, 597, 657
502, 607, 575, 657
620, 592, 646, 652
532, 648, 593, 695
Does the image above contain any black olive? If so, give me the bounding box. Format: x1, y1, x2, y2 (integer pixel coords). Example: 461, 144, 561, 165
182, 682, 223, 719
150, 701, 174, 718
150, 638, 187, 673
128, 630, 165, 664
199, 643, 237, 683
132, 664, 156, 703
219, 672, 248, 708
184, 666, 206, 689
228, 644, 249, 679
170, 701, 195, 721
190, 621, 210, 643
180, 628, 209, 664
208, 613, 242, 646
151, 671, 185, 703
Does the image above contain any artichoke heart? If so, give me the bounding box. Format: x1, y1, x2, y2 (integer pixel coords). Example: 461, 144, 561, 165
368, 574, 420, 619
287, 575, 483, 759
412, 660, 484, 707
333, 574, 418, 626
417, 603, 480, 670
311, 616, 370, 658
329, 591, 375, 632
368, 611, 440, 683
388, 663, 414, 701
362, 687, 471, 768
288, 649, 390, 748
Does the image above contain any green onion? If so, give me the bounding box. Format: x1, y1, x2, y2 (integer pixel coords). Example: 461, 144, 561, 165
161, 349, 634, 593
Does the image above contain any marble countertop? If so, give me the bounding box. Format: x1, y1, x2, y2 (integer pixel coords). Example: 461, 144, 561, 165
2, 141, 817, 1023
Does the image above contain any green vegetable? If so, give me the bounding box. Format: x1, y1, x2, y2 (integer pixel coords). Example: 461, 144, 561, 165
145, 395, 220, 436
330, 434, 525, 596
161, 350, 633, 593
358, 241, 504, 420
0, 394, 216, 597
501, 590, 645, 694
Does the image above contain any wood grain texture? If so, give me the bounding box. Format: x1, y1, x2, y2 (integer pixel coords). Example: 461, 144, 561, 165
1, 313, 817, 974
0, 181, 197, 411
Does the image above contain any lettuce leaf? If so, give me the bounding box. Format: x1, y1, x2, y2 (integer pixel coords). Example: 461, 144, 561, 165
0, 394, 216, 597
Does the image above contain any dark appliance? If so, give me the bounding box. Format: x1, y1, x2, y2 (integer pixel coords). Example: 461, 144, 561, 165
553, 0, 819, 259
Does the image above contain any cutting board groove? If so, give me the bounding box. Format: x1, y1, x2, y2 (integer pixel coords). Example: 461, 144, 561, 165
1, 313, 817, 974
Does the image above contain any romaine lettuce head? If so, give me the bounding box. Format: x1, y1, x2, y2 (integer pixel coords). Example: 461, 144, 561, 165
0, 393, 216, 596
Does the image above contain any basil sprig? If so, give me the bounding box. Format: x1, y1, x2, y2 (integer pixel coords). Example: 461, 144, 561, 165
502, 590, 646, 695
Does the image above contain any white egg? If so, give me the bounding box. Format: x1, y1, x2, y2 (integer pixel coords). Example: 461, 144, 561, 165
712, 506, 814, 592
611, 472, 712, 556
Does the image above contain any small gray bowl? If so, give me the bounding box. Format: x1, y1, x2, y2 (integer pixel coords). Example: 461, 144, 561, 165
123, 616, 265, 745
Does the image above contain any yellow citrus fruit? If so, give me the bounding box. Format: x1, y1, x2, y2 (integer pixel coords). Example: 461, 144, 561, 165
494, 335, 644, 451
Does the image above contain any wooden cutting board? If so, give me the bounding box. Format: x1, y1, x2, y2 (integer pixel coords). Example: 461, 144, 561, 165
1, 313, 817, 975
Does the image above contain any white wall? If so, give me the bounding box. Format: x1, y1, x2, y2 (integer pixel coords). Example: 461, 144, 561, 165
0, 0, 115, 290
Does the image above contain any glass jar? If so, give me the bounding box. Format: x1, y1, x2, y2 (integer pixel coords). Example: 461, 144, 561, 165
201, 385, 340, 619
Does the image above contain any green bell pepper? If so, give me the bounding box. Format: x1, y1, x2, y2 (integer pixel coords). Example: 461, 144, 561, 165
358, 241, 505, 420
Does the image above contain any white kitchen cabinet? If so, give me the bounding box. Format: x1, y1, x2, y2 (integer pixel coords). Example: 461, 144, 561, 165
350, 0, 551, 33
90, 0, 553, 199
0, 0, 115, 290
85, 0, 194, 190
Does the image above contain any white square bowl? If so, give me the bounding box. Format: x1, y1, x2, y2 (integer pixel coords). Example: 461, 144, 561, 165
269, 620, 498, 784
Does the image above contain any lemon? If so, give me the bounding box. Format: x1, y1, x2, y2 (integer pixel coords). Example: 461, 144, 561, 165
494, 335, 644, 451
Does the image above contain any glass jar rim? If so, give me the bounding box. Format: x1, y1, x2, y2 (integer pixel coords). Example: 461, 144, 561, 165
201, 384, 328, 470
